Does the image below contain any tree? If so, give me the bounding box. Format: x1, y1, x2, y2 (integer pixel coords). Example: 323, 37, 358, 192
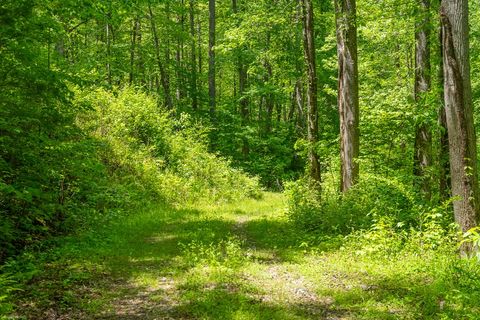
300, 0, 321, 185
440, 0, 479, 254
437, 0, 450, 201
189, 0, 198, 110
335, 0, 359, 192
413, 0, 432, 199
148, 2, 173, 109
209, 0, 216, 116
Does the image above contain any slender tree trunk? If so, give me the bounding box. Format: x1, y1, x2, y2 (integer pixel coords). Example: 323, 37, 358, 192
209, 0, 216, 117
129, 17, 139, 84
413, 0, 433, 199
189, 0, 198, 110
265, 63, 274, 134
233, 0, 249, 157
265, 33, 274, 134
335, 0, 359, 192
440, 0, 479, 255
176, 0, 185, 101
165, 1, 172, 100
137, 19, 145, 86
438, 0, 450, 200
300, 0, 321, 185
148, 3, 173, 109
233, 0, 247, 118
105, 20, 112, 85
198, 16, 202, 75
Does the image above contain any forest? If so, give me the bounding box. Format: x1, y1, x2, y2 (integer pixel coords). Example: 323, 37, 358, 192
1, 0, 480, 318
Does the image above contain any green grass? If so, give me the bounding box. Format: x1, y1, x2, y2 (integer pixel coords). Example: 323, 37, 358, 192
2, 192, 480, 319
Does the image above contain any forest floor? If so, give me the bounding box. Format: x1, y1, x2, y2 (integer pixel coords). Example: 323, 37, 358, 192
9, 193, 452, 319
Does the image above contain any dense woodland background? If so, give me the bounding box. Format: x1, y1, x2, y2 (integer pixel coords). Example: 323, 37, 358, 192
2, 0, 480, 317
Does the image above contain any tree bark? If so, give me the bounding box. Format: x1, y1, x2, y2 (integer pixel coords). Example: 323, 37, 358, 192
413, 0, 433, 199
148, 3, 173, 109
209, 0, 216, 116
335, 0, 359, 192
233, 0, 249, 158
176, 0, 185, 101
265, 34, 274, 134
300, 0, 321, 185
438, 0, 450, 200
189, 0, 198, 110
165, 1, 172, 102
105, 20, 112, 85
129, 17, 139, 84
198, 16, 202, 75
440, 0, 479, 255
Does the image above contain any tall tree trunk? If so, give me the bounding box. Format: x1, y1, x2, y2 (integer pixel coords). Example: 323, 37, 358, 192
148, 3, 173, 109
129, 17, 139, 84
440, 0, 479, 255
189, 0, 198, 110
265, 61, 274, 134
233, 0, 249, 157
335, 0, 359, 192
413, 0, 433, 199
300, 0, 321, 185
265, 33, 274, 134
209, 0, 216, 117
165, 1, 172, 101
438, 0, 450, 200
198, 16, 202, 75
105, 20, 112, 85
137, 19, 145, 86
176, 0, 185, 101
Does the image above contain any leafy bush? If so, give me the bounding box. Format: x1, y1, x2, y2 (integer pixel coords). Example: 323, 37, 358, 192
286, 174, 420, 234
75, 87, 261, 204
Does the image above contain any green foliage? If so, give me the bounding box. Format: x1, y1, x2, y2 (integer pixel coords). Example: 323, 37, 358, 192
286, 174, 421, 233
0, 0, 110, 260
0, 272, 18, 316
76, 87, 261, 204
180, 235, 247, 269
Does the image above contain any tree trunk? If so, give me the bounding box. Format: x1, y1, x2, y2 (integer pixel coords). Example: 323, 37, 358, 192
176, 0, 185, 101
233, 0, 249, 158
198, 16, 202, 75
413, 0, 432, 199
189, 0, 198, 110
440, 0, 479, 255
209, 0, 216, 116
265, 34, 274, 134
105, 20, 112, 85
129, 18, 139, 84
300, 0, 321, 185
335, 0, 359, 192
165, 1, 172, 101
438, 0, 450, 200
148, 3, 173, 109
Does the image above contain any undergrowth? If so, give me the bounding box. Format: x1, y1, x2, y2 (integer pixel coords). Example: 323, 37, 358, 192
285, 174, 480, 319
0, 87, 261, 317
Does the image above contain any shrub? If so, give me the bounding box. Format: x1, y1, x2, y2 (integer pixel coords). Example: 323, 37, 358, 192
75, 87, 261, 205
286, 173, 420, 234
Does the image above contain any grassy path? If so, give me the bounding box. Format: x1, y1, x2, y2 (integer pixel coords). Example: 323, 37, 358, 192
10, 193, 457, 319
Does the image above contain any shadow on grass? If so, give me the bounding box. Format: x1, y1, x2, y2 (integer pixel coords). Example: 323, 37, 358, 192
113, 285, 403, 320
9, 201, 455, 320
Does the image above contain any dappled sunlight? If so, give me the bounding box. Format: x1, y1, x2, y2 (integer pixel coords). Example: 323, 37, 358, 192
7, 192, 480, 319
